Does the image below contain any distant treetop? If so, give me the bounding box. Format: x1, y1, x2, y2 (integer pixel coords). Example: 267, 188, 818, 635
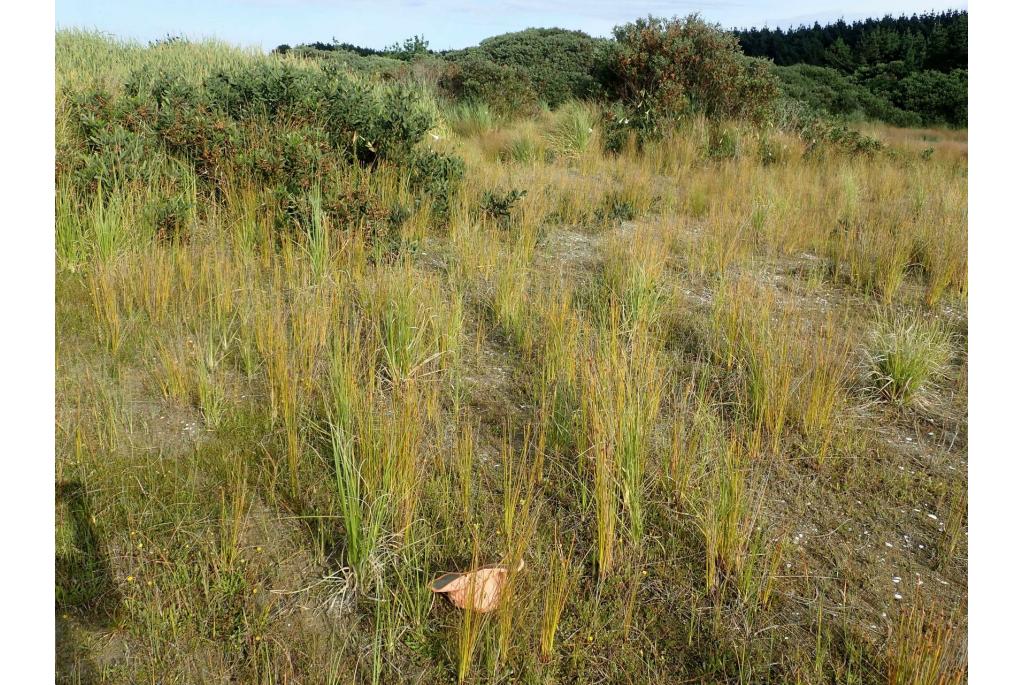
733, 10, 967, 73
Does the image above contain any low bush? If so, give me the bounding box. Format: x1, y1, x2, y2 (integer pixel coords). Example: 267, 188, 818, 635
480, 188, 527, 226
60, 58, 461, 236
773, 64, 923, 127
453, 28, 608, 107
601, 15, 779, 127
438, 54, 538, 117
409, 148, 465, 216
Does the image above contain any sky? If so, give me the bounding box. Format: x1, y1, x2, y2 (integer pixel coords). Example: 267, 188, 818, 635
56, 1, 968, 52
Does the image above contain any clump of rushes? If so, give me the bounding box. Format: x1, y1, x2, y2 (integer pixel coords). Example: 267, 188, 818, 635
887, 605, 965, 685
794, 316, 852, 466
448, 101, 496, 138
455, 538, 488, 684
664, 369, 723, 503
709, 278, 794, 453
195, 326, 229, 430
455, 420, 475, 518
546, 101, 595, 159
367, 265, 449, 386
501, 426, 542, 555
940, 484, 967, 567
326, 328, 387, 585
56, 179, 87, 271
581, 313, 664, 574
868, 312, 951, 405
494, 430, 539, 669
539, 533, 576, 662
536, 282, 582, 456
254, 296, 302, 494
493, 254, 534, 353
88, 263, 125, 356
601, 230, 668, 336
304, 185, 332, 280
699, 435, 768, 599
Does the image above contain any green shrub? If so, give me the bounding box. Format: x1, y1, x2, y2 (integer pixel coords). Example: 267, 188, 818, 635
900, 69, 967, 127
452, 28, 608, 107
773, 64, 922, 127
776, 98, 883, 156
595, 190, 638, 222
757, 134, 785, 165
601, 15, 779, 126
409, 148, 465, 216
438, 54, 537, 117
145, 192, 194, 241
480, 188, 527, 226
600, 101, 654, 153
60, 55, 460, 244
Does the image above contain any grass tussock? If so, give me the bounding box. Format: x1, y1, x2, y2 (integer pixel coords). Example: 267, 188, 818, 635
868, 312, 952, 405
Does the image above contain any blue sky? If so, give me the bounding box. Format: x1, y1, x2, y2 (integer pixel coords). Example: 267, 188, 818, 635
56, 1, 967, 52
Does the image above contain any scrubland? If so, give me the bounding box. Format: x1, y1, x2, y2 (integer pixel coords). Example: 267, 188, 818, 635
56, 30, 966, 684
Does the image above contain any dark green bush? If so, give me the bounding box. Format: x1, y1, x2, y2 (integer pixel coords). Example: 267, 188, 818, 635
900, 69, 967, 127
480, 188, 527, 225
601, 15, 780, 126
595, 190, 638, 222
438, 55, 537, 117
145, 193, 194, 242
451, 28, 608, 107
409, 148, 465, 216
777, 98, 883, 156
773, 64, 922, 127
60, 59, 461, 240
600, 101, 655, 153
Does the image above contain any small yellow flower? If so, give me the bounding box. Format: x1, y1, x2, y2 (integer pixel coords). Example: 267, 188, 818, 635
126, 575, 135, 582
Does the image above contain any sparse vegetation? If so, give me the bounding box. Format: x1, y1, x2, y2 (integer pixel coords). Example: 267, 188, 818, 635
56, 17, 966, 685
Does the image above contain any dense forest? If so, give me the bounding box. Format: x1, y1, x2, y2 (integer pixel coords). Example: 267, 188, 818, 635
734, 10, 966, 71
735, 10, 967, 127
273, 9, 967, 129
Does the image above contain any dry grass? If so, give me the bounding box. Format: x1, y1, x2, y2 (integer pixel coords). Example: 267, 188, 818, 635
56, 32, 967, 685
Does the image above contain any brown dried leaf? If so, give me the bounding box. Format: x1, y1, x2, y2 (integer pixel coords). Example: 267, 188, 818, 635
429, 561, 524, 613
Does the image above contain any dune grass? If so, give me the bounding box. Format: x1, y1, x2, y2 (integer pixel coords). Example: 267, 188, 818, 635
56, 31, 967, 685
